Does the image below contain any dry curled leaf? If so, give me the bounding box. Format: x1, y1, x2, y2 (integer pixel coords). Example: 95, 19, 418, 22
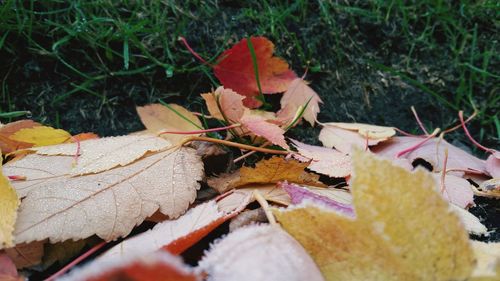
198, 224, 323, 281
201, 86, 245, 122
136, 103, 202, 144
207, 156, 325, 193
59, 251, 200, 281
274, 150, 475, 281
7, 147, 203, 244
34, 134, 171, 175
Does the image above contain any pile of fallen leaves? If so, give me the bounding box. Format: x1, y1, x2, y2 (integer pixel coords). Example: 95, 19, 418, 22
1, 37, 499, 281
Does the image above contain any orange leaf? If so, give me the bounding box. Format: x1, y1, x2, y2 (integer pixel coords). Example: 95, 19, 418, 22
201, 86, 245, 122
214, 37, 296, 107
0, 120, 40, 153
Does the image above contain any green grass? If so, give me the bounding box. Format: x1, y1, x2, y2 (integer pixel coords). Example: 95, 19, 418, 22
0, 0, 498, 148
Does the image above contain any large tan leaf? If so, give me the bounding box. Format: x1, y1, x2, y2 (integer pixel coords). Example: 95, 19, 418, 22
33, 135, 171, 175
136, 103, 202, 144
11, 147, 203, 244
274, 150, 475, 281
198, 224, 324, 281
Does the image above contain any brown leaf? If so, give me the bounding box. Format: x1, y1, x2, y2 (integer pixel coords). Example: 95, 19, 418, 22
8, 147, 203, 244
4, 241, 44, 269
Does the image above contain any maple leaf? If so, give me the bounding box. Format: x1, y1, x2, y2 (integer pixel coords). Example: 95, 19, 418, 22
0, 160, 19, 249
136, 103, 202, 144
9, 126, 72, 147
0, 120, 40, 154
278, 78, 322, 126
59, 252, 200, 281
319, 122, 394, 153
372, 136, 487, 174
99, 200, 242, 261
274, 149, 476, 281
207, 156, 325, 193
33, 134, 171, 175
214, 37, 297, 107
201, 86, 245, 122
240, 111, 288, 149
5, 146, 203, 244
291, 139, 351, 177
198, 224, 323, 281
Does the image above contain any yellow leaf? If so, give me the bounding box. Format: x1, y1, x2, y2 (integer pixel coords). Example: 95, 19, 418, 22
207, 156, 325, 193
274, 149, 475, 281
9, 126, 71, 147
0, 159, 20, 248
136, 103, 202, 145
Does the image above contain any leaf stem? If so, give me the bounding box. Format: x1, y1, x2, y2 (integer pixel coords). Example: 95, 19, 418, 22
181, 136, 288, 155
178, 36, 207, 64
411, 106, 429, 135
458, 111, 496, 154
396, 128, 440, 158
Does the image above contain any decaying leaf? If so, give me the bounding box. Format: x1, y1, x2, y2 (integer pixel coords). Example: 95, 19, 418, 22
207, 156, 325, 193
0, 160, 20, 248
372, 136, 486, 174
198, 224, 323, 281
59, 251, 200, 281
0, 120, 40, 154
278, 78, 322, 126
8, 147, 203, 244
201, 86, 245, 122
319, 123, 387, 153
34, 134, 171, 175
213, 37, 296, 107
10, 126, 72, 147
240, 113, 289, 149
136, 103, 202, 144
291, 139, 351, 177
274, 150, 475, 281
4, 241, 45, 269
99, 200, 235, 261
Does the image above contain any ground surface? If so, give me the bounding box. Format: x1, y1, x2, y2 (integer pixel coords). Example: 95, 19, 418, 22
0, 0, 499, 240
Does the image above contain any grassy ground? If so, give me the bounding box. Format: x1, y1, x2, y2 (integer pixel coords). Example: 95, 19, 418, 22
0, 0, 498, 153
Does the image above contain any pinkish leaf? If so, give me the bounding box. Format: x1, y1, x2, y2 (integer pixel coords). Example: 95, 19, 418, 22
201, 86, 245, 123
486, 154, 500, 178
240, 114, 288, 149
432, 174, 474, 208
319, 124, 383, 153
281, 182, 354, 217
277, 78, 322, 126
372, 136, 487, 174
291, 139, 351, 178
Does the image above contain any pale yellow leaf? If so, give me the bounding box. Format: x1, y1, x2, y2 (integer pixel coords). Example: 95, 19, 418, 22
137, 103, 202, 144
9, 126, 71, 147
199, 224, 324, 281
274, 150, 474, 281
10, 147, 203, 244
0, 160, 20, 249
34, 134, 171, 175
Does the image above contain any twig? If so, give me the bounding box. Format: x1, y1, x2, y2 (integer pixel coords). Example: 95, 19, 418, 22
158, 124, 240, 136
233, 141, 271, 163
181, 136, 288, 155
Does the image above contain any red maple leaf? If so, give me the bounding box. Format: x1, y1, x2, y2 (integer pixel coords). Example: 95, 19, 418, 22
214, 37, 296, 107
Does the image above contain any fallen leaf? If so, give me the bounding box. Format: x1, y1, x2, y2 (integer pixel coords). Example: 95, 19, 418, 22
240, 113, 288, 149
136, 103, 202, 144
372, 136, 487, 174
281, 182, 354, 217
471, 241, 500, 278
69, 133, 99, 142
433, 173, 474, 208
0, 159, 19, 249
4, 241, 44, 269
213, 37, 296, 107
201, 86, 245, 122
59, 251, 200, 281
0, 120, 40, 154
9, 147, 203, 244
291, 139, 351, 177
449, 204, 487, 236
0, 253, 21, 281
331, 122, 396, 139
319, 123, 385, 153
278, 78, 322, 126
229, 208, 267, 231
99, 200, 235, 261
274, 149, 475, 281
34, 134, 171, 175
207, 156, 325, 193
198, 224, 323, 281
9, 126, 71, 147
486, 154, 500, 178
